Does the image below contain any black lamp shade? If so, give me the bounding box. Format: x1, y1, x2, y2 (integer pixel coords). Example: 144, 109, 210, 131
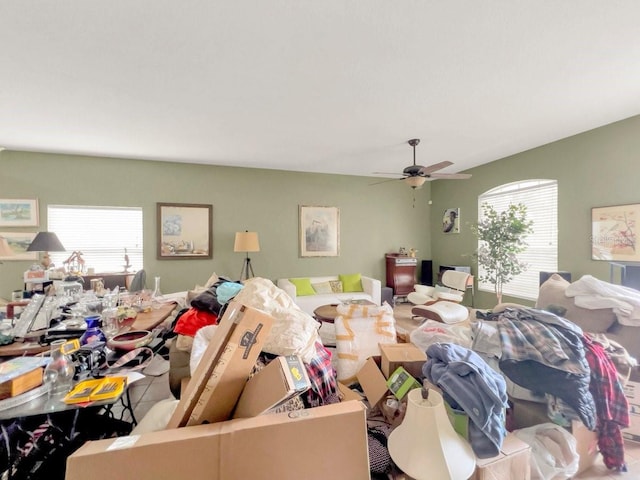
26, 232, 66, 252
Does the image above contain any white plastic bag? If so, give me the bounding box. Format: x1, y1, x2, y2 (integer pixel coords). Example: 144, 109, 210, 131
514, 423, 579, 480
409, 319, 472, 352
189, 324, 218, 374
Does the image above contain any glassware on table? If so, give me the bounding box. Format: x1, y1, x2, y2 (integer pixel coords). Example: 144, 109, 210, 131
43, 339, 76, 397
151, 276, 164, 309
80, 315, 107, 346
101, 307, 119, 339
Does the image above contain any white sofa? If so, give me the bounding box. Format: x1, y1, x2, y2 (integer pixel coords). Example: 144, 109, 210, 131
276, 275, 382, 316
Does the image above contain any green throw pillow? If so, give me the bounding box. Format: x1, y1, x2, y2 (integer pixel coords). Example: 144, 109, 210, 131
289, 278, 316, 296
339, 273, 363, 293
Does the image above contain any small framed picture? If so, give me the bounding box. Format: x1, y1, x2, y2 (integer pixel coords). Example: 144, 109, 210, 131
442, 208, 460, 234
299, 205, 340, 257
0, 231, 38, 261
0, 198, 39, 227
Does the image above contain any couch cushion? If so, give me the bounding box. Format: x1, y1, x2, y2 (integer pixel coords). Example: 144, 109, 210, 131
339, 273, 364, 293
312, 281, 333, 294
330, 280, 343, 293
536, 273, 616, 333
289, 277, 316, 296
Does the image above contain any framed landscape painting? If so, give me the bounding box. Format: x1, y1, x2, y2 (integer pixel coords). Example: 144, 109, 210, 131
591, 203, 640, 261
0, 199, 39, 227
157, 203, 213, 259
299, 205, 340, 257
0, 231, 38, 261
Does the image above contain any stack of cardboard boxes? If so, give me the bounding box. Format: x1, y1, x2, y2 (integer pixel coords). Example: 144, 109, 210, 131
66, 302, 371, 479
66, 300, 611, 479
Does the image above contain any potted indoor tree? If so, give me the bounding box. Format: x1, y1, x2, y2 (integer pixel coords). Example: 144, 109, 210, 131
471, 203, 534, 304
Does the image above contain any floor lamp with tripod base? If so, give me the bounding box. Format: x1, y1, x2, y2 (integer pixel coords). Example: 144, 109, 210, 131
234, 230, 260, 281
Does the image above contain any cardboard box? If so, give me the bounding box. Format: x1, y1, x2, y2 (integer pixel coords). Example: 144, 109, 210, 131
623, 379, 640, 442
469, 433, 531, 480
233, 355, 311, 418
337, 381, 364, 403
355, 356, 389, 408
66, 401, 370, 480
386, 366, 421, 400
167, 302, 274, 428
23, 270, 48, 282
379, 342, 427, 379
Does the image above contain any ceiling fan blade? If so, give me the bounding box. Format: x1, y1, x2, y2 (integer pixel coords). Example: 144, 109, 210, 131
372, 171, 409, 176
369, 178, 403, 186
417, 161, 453, 176
428, 173, 472, 180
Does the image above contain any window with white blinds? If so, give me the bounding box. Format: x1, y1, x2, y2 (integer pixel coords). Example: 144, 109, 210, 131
47, 205, 143, 273
477, 180, 558, 301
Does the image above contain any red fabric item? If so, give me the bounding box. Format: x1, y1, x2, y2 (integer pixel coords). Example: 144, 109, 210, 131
173, 307, 219, 337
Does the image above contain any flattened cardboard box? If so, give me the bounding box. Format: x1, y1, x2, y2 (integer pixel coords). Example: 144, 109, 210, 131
233, 354, 311, 418
167, 301, 274, 428
379, 342, 427, 379
66, 400, 370, 480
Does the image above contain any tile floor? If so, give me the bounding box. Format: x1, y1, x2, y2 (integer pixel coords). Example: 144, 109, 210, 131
118, 370, 174, 425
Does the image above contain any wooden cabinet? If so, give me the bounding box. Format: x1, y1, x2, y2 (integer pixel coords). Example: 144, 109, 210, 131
385, 254, 417, 297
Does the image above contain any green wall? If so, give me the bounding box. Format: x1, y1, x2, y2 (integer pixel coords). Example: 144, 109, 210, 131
430, 114, 640, 308
0, 151, 433, 299
3, 113, 638, 304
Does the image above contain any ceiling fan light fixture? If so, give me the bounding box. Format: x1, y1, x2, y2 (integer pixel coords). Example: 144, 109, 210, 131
404, 176, 427, 188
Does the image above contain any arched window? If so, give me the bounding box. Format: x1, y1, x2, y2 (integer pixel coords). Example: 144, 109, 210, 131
478, 179, 558, 300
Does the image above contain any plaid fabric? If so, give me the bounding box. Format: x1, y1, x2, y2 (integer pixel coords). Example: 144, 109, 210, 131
498, 308, 589, 375
496, 307, 596, 430
303, 341, 339, 407
583, 334, 629, 471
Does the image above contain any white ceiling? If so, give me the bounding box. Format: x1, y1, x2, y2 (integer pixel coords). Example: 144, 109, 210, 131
2, 1, 640, 179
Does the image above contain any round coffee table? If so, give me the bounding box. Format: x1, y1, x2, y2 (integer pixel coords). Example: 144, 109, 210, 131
313, 304, 340, 324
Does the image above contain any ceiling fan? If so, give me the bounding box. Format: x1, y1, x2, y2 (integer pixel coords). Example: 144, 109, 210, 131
372, 139, 472, 189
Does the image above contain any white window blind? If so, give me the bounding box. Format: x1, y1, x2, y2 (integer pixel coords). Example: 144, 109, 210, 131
478, 180, 558, 301
47, 205, 143, 273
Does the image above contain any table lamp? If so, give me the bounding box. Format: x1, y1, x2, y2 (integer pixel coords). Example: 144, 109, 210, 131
388, 387, 476, 480
234, 230, 260, 281
26, 231, 66, 269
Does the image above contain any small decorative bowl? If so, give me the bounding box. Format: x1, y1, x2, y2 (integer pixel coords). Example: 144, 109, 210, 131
107, 330, 153, 351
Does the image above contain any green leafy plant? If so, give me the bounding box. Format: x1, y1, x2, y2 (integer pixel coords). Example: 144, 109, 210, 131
470, 203, 534, 304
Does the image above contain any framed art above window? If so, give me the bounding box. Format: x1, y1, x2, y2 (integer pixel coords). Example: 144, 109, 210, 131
157, 203, 213, 259
592, 203, 639, 261
299, 205, 340, 257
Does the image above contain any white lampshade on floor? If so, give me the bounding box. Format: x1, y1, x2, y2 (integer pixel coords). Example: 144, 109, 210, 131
388, 388, 476, 480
